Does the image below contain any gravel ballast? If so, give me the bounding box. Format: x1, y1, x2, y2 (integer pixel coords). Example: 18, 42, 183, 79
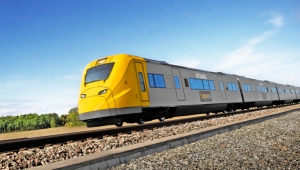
110, 110, 300, 170
0, 105, 300, 169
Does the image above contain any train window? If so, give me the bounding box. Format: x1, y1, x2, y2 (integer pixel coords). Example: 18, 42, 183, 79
228, 82, 233, 91
271, 88, 277, 93
189, 78, 203, 90
203, 80, 210, 90
138, 72, 146, 92
148, 74, 155, 87
228, 82, 238, 92
233, 83, 239, 91
242, 84, 251, 92
189, 78, 215, 90
278, 89, 282, 93
174, 76, 181, 89
184, 78, 189, 87
208, 80, 215, 90
285, 89, 290, 94
85, 63, 114, 84
227, 83, 232, 91
153, 74, 166, 88
219, 82, 224, 91
147, 73, 166, 88
257, 86, 267, 93
242, 84, 246, 91
252, 85, 255, 91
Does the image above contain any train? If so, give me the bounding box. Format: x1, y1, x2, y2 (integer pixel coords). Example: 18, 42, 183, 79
78, 54, 300, 127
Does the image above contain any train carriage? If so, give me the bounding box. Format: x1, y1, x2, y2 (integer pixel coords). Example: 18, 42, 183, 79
78, 54, 299, 127
146, 61, 243, 116
275, 84, 297, 104
236, 77, 277, 108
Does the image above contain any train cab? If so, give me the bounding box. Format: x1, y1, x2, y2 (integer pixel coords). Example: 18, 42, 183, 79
78, 54, 150, 127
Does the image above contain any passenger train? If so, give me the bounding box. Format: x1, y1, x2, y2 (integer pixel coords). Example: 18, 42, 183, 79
78, 54, 300, 127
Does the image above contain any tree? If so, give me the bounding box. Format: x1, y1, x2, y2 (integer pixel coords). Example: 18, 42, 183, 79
50, 118, 56, 128
65, 107, 86, 127
60, 114, 67, 126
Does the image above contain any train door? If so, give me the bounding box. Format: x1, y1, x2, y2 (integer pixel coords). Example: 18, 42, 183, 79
171, 68, 186, 101
217, 75, 227, 100
252, 80, 258, 99
134, 62, 149, 102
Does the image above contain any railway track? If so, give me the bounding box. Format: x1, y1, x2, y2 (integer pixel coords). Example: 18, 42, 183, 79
0, 103, 298, 154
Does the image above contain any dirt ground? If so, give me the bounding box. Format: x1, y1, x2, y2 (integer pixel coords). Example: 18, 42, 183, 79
0, 114, 205, 141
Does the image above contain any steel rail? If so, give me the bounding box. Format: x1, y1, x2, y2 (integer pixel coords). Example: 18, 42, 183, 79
0, 103, 298, 154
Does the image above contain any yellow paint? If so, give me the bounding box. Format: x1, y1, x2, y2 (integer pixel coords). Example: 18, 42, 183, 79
134, 62, 150, 102
78, 96, 109, 113
78, 54, 150, 116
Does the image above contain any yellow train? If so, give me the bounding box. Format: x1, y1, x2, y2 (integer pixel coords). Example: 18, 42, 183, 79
78, 54, 300, 127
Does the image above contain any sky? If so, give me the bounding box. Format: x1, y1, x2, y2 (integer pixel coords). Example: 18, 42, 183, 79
1, 0, 300, 117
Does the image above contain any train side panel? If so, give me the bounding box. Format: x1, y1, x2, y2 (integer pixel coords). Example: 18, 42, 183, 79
146, 62, 243, 114
275, 84, 297, 103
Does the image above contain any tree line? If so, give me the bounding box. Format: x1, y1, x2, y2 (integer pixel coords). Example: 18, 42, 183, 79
0, 107, 85, 134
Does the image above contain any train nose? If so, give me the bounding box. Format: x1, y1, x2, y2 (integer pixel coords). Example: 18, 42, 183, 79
78, 88, 117, 121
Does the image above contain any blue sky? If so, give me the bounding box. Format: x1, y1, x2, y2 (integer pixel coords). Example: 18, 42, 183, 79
1, 0, 300, 117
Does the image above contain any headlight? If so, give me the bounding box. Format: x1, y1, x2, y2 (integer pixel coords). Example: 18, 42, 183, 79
81, 94, 86, 98
96, 58, 106, 65
98, 89, 107, 95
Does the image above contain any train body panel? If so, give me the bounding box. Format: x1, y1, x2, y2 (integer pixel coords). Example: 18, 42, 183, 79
78, 54, 299, 127
275, 84, 297, 103
146, 61, 243, 113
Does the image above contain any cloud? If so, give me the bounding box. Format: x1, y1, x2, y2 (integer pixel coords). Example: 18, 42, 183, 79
267, 13, 283, 28
213, 13, 284, 74
213, 30, 275, 71
210, 12, 300, 86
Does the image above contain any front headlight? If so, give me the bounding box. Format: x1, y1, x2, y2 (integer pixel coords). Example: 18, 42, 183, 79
98, 89, 107, 95
81, 94, 86, 98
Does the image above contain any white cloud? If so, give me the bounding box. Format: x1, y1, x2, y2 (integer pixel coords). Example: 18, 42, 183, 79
267, 13, 283, 28
210, 13, 300, 86
212, 13, 296, 83
213, 30, 275, 71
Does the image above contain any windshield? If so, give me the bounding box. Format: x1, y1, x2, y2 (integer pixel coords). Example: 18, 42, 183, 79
85, 63, 114, 84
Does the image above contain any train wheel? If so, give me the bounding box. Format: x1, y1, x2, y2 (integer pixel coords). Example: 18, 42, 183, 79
115, 122, 123, 127
138, 119, 145, 124
158, 117, 165, 122
206, 112, 210, 115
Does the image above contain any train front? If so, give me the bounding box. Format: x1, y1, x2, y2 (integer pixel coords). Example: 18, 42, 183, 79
78, 54, 149, 127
